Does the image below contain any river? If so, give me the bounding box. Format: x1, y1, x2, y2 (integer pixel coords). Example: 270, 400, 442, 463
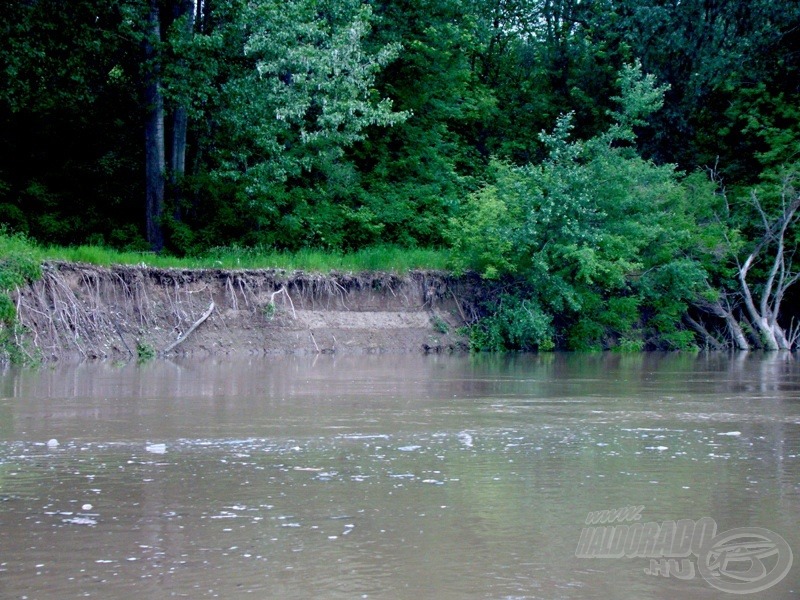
0, 352, 798, 599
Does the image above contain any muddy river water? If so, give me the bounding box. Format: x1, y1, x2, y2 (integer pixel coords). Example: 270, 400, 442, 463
0, 352, 798, 599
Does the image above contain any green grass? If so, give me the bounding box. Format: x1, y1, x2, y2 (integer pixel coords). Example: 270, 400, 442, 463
0, 232, 451, 274
0, 232, 45, 362
196, 245, 451, 272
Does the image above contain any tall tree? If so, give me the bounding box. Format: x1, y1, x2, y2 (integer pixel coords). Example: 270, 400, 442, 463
449, 64, 688, 350
141, 0, 201, 251
143, 0, 166, 251
601, 0, 800, 175
0, 0, 142, 244
354, 0, 498, 245
208, 0, 406, 249
168, 0, 195, 189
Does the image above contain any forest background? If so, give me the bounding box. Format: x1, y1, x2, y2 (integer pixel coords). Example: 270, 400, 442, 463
1, 0, 799, 352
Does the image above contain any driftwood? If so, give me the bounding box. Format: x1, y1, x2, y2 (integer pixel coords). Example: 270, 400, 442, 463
161, 301, 215, 355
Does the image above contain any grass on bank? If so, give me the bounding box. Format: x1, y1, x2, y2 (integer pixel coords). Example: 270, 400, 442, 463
0, 232, 452, 273
0, 232, 452, 363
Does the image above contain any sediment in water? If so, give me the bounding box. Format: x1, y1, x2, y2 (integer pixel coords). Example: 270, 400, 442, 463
12, 261, 487, 361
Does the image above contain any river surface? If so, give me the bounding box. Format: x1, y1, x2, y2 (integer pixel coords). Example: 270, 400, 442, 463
0, 352, 798, 599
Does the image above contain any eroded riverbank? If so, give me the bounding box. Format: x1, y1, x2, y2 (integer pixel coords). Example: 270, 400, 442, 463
12, 262, 487, 361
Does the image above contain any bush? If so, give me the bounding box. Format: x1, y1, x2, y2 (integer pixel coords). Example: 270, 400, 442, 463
467, 294, 554, 352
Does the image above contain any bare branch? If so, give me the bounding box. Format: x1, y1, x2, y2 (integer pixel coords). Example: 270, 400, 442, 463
750, 189, 771, 234
683, 314, 726, 350
161, 301, 215, 355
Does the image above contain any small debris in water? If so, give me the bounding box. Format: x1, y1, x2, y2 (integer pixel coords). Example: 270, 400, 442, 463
63, 516, 97, 526
146, 443, 167, 454
47, 439, 59, 448
457, 432, 474, 448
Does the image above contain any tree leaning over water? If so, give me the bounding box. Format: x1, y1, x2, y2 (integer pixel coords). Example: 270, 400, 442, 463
450, 63, 800, 351
692, 167, 800, 351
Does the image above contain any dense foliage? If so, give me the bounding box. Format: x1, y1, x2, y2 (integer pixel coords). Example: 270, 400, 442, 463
1, 0, 798, 350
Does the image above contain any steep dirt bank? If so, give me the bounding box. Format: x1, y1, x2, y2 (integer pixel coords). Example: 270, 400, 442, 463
12, 262, 487, 361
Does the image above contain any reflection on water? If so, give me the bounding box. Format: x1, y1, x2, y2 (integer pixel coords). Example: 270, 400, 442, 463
0, 352, 798, 599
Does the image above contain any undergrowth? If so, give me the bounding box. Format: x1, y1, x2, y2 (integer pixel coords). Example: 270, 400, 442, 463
0, 232, 43, 362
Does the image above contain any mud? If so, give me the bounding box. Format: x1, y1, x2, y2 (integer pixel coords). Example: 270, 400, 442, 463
13, 262, 487, 361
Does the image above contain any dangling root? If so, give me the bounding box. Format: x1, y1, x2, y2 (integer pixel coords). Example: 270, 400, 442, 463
269, 286, 297, 319
10, 261, 478, 361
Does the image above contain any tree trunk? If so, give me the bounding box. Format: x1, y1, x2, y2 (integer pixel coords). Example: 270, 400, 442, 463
736, 186, 800, 350
144, 0, 165, 252
771, 323, 792, 350
169, 104, 188, 222
170, 107, 188, 181
168, 0, 194, 221
723, 312, 750, 351
198, 0, 213, 33
169, 0, 194, 180
683, 314, 725, 350
699, 299, 749, 350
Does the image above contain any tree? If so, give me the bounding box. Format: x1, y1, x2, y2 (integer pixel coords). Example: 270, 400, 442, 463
599, 0, 800, 176
450, 63, 688, 350
143, 0, 166, 251
168, 0, 195, 185
208, 0, 406, 249
347, 0, 495, 246
692, 166, 800, 350
140, 0, 206, 251
0, 0, 143, 245
737, 177, 800, 350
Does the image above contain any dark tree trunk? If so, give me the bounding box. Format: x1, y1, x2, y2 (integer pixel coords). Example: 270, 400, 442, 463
144, 0, 165, 252
168, 0, 194, 221
170, 107, 189, 181
169, 0, 194, 182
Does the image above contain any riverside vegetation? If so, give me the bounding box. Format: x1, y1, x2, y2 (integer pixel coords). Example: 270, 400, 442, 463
1, 0, 799, 357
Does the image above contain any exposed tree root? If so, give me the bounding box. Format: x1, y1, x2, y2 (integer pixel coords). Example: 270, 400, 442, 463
10, 262, 479, 360
269, 286, 296, 319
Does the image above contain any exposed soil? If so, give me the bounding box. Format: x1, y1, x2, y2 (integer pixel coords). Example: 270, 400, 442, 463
13, 262, 488, 361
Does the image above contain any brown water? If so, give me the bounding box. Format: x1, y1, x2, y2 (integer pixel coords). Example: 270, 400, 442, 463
0, 352, 798, 599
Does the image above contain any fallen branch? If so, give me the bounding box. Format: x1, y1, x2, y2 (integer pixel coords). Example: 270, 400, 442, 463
161, 301, 215, 355
683, 314, 725, 350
